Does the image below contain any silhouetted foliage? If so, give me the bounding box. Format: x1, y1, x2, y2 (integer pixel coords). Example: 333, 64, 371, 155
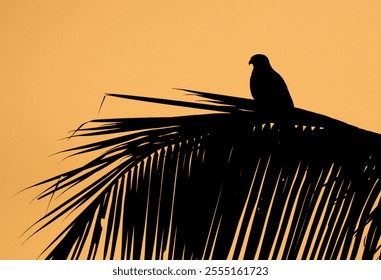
24, 89, 381, 259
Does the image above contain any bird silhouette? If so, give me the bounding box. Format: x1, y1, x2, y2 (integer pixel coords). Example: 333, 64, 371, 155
249, 54, 294, 113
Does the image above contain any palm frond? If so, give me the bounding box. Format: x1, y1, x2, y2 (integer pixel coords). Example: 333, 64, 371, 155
25, 89, 381, 259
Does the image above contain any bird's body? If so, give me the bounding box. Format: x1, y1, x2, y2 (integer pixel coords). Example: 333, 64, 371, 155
249, 54, 294, 113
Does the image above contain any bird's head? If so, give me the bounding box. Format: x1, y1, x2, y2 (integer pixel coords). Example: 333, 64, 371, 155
249, 54, 271, 68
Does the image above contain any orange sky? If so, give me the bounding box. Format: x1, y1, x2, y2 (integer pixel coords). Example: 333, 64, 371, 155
1, 0, 381, 259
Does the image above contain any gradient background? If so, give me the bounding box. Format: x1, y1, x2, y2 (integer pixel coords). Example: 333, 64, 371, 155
1, 0, 381, 259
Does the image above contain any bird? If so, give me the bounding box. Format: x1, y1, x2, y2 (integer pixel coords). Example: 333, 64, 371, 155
249, 54, 294, 113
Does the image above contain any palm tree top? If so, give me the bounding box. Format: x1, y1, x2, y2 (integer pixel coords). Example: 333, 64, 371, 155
22, 55, 381, 260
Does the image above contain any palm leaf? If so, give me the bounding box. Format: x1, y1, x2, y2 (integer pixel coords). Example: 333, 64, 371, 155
25, 89, 381, 259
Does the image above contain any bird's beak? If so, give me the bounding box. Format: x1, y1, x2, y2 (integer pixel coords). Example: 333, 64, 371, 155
248, 59, 253, 65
